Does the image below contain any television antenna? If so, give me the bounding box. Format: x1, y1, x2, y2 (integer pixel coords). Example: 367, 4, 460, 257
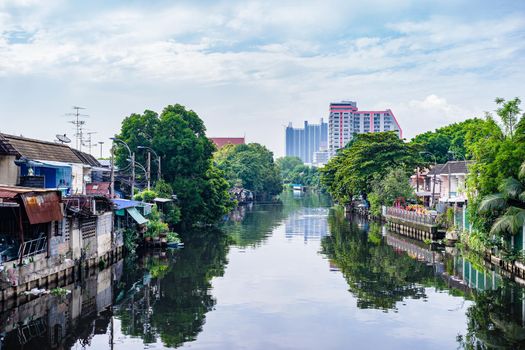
82, 131, 97, 155
65, 106, 89, 151
55, 134, 72, 144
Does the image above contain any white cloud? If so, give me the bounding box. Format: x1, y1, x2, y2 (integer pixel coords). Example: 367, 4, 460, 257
0, 1, 524, 156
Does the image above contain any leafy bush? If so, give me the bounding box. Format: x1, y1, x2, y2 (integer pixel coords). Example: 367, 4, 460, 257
166, 232, 180, 243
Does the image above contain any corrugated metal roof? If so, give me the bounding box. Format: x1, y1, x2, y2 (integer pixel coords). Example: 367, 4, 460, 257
126, 207, 148, 225
86, 182, 110, 196
0, 186, 63, 224
0, 133, 82, 164
21, 191, 63, 224
111, 199, 143, 210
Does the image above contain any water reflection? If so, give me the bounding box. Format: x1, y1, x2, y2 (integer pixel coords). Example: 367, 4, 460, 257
321, 208, 436, 310
115, 231, 230, 347
3, 193, 525, 349
322, 207, 525, 349
1, 260, 122, 349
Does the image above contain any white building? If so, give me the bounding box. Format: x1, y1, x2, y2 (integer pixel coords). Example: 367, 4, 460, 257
328, 101, 402, 154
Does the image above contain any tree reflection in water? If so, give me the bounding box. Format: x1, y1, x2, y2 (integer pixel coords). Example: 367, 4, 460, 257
321, 208, 435, 310
460, 283, 525, 349
115, 230, 230, 348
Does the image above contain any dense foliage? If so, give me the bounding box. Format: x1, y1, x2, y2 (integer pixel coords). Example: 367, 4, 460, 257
276, 156, 321, 189
466, 99, 525, 236
115, 104, 234, 227
321, 132, 421, 205
409, 118, 487, 163
368, 168, 416, 217
275, 156, 303, 181
214, 143, 282, 200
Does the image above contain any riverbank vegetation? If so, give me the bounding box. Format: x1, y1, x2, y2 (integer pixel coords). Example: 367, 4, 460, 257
214, 143, 282, 200
320, 132, 421, 206
320, 97, 525, 263
115, 104, 234, 228
276, 156, 321, 189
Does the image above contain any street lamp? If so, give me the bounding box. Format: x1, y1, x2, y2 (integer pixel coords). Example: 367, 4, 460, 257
128, 158, 149, 193
111, 137, 135, 199
137, 146, 161, 187
420, 151, 438, 208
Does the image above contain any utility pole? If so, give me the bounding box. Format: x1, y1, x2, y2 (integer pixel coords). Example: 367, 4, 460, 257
146, 151, 151, 190
158, 155, 161, 182
110, 145, 115, 198
98, 141, 104, 158
131, 152, 135, 199
84, 131, 97, 155
66, 106, 88, 151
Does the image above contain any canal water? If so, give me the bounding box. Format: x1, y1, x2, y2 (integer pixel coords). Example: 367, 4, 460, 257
2, 192, 525, 349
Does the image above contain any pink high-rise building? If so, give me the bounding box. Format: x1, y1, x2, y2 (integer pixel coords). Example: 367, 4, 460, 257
328, 101, 402, 153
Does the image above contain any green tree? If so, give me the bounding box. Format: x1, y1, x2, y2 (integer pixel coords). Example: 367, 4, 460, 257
495, 97, 524, 137
466, 100, 525, 233
480, 161, 525, 239
275, 156, 303, 183
410, 118, 487, 163
287, 164, 321, 188
214, 143, 282, 200
368, 168, 415, 216
115, 104, 234, 227
321, 132, 421, 204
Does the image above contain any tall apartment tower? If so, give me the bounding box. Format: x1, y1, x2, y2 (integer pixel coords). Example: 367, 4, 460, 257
285, 119, 328, 164
328, 101, 402, 153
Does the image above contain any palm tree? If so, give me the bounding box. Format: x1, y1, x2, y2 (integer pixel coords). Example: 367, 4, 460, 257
479, 161, 525, 236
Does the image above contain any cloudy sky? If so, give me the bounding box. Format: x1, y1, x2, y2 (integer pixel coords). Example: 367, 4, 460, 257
1, 0, 524, 157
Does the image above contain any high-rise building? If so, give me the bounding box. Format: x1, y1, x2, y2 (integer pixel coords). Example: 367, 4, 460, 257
285, 119, 328, 164
328, 101, 402, 153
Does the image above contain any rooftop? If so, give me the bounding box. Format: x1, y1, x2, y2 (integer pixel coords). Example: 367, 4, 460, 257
0, 133, 100, 166
210, 137, 246, 149
427, 161, 472, 175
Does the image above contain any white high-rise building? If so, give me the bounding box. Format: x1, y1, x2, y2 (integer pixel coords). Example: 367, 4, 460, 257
328, 101, 402, 153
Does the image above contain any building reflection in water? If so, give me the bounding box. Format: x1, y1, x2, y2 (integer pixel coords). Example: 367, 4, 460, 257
285, 208, 329, 242
0, 260, 123, 349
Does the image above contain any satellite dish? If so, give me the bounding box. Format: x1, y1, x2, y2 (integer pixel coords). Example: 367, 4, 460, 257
56, 134, 71, 144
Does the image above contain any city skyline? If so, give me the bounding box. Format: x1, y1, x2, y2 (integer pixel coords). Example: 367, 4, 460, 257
1, 1, 524, 157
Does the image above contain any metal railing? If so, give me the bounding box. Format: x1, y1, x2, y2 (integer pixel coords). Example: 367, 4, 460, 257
18, 236, 47, 259
386, 207, 437, 225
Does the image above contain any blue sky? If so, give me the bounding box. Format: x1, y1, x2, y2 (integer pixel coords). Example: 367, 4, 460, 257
1, 0, 524, 157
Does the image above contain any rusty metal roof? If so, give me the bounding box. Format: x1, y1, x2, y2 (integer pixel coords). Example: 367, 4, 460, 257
0, 186, 63, 224
86, 182, 110, 196
0, 133, 82, 164
20, 192, 63, 224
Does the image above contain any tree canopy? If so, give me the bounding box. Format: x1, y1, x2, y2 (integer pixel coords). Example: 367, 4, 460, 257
276, 156, 321, 189
115, 104, 233, 227
214, 143, 282, 199
409, 118, 487, 163
466, 99, 525, 234
321, 132, 421, 204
